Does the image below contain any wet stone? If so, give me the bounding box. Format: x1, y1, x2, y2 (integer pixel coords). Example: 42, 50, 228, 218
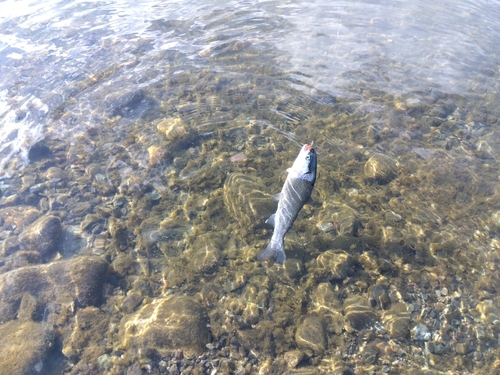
364, 153, 397, 184
117, 295, 210, 357
314, 250, 352, 281
295, 315, 327, 355
0, 320, 54, 375
343, 295, 377, 332
18, 215, 62, 256
0, 257, 108, 322
412, 323, 432, 341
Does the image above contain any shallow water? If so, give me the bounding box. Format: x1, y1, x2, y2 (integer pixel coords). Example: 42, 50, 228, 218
1, 0, 500, 374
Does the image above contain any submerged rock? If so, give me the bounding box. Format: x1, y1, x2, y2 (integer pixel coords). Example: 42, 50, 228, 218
223, 173, 276, 229
18, 215, 62, 256
0, 257, 108, 322
382, 303, 410, 340
364, 153, 397, 184
61, 307, 111, 365
314, 250, 352, 281
0, 320, 54, 375
157, 117, 188, 141
412, 323, 432, 341
343, 295, 377, 332
117, 295, 210, 357
295, 315, 327, 355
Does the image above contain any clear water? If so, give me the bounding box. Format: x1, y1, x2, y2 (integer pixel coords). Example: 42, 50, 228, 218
1, 0, 500, 373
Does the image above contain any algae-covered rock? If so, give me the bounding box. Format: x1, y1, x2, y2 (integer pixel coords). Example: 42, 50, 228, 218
61, 307, 111, 365
382, 302, 410, 340
117, 295, 210, 357
0, 320, 54, 375
157, 117, 188, 141
295, 315, 327, 355
223, 173, 276, 229
18, 215, 62, 256
314, 250, 352, 281
0, 257, 108, 322
343, 295, 377, 332
364, 153, 397, 184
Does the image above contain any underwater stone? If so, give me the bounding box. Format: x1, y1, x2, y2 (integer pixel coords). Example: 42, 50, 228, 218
317, 202, 359, 237
314, 250, 352, 281
343, 295, 377, 332
412, 323, 432, 341
45, 166, 67, 182
363, 154, 397, 184
382, 303, 410, 340
61, 307, 111, 365
283, 350, 305, 368
18, 215, 62, 256
157, 117, 188, 141
223, 173, 276, 229
0, 320, 54, 375
295, 315, 327, 355
188, 234, 223, 274
0, 236, 19, 257
118, 295, 210, 357
0, 257, 108, 322
121, 292, 143, 314
369, 284, 390, 310
0, 206, 41, 235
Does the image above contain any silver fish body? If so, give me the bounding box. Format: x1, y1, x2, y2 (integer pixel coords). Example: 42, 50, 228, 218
258, 143, 317, 264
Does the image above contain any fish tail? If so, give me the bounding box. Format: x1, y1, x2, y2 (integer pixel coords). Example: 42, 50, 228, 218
257, 239, 286, 264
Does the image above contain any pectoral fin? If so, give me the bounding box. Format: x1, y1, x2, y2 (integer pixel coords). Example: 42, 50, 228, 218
265, 214, 276, 227
271, 193, 281, 202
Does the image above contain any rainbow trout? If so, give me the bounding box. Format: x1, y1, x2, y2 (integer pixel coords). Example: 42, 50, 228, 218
258, 143, 317, 264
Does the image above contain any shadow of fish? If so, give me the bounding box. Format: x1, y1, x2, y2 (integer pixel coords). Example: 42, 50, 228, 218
258, 143, 317, 264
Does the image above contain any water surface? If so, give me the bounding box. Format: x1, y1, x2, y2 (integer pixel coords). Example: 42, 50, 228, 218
1, 0, 500, 374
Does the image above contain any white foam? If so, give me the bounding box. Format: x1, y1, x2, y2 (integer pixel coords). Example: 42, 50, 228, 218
0, 90, 46, 176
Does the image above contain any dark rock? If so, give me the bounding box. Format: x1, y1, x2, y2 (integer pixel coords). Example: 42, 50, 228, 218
295, 315, 327, 355
18, 215, 62, 256
121, 292, 143, 314
0, 257, 108, 321
343, 295, 377, 332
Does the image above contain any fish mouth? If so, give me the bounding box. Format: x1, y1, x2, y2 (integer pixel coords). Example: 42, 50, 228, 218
305, 143, 314, 151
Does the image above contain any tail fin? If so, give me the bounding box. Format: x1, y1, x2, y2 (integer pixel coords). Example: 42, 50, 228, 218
257, 239, 286, 264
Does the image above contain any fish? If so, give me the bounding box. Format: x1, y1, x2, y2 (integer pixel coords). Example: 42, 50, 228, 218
258, 143, 317, 264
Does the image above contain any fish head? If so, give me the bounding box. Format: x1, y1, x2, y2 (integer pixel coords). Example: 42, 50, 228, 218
289, 143, 317, 182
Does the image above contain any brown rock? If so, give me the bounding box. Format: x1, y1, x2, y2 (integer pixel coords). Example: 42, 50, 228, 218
0, 257, 108, 322
18, 215, 62, 256
0, 320, 54, 375
295, 315, 327, 355
117, 295, 210, 356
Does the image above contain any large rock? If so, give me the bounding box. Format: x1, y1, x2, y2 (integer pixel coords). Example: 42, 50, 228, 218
0, 320, 54, 375
295, 315, 327, 355
117, 295, 210, 357
0, 257, 108, 322
18, 215, 62, 256
343, 295, 377, 332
